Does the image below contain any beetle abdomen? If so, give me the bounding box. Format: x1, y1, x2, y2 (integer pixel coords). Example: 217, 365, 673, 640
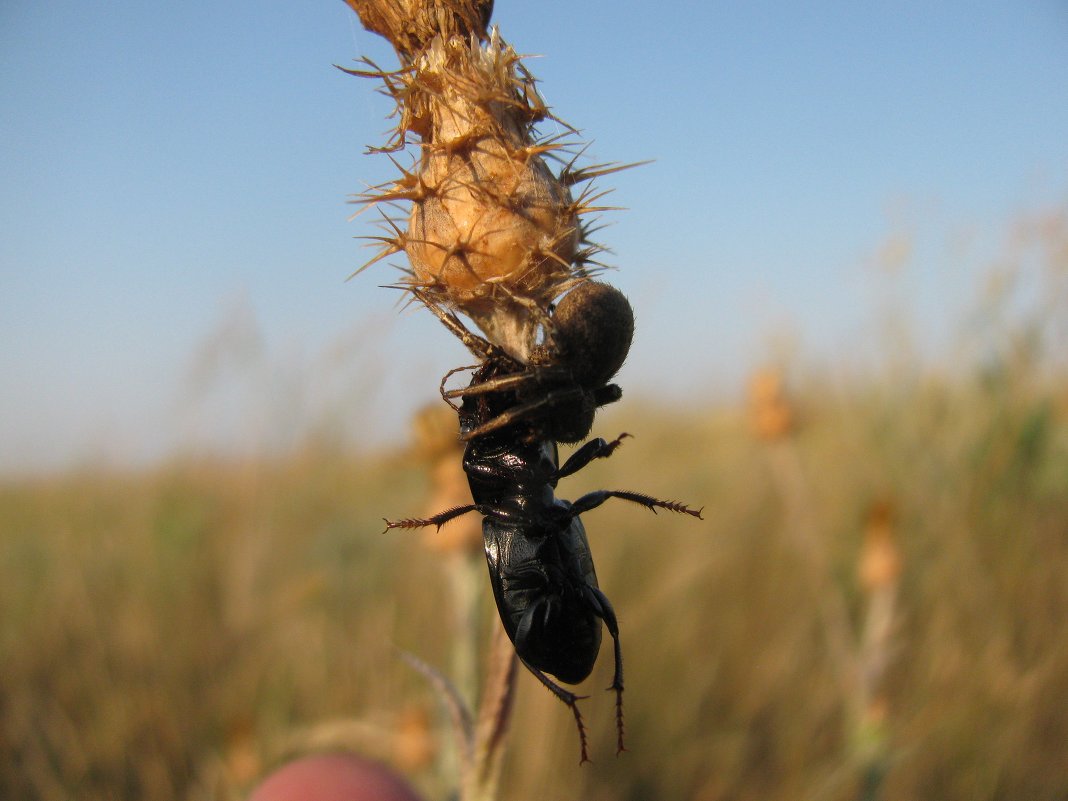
484, 520, 604, 685
516, 595, 602, 685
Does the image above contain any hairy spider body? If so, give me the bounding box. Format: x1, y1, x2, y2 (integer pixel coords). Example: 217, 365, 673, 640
417, 281, 635, 442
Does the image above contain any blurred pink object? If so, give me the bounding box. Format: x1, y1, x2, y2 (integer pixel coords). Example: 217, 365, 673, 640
249, 753, 423, 801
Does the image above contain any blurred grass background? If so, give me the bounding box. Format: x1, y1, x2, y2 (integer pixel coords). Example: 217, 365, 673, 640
2, 206, 1067, 801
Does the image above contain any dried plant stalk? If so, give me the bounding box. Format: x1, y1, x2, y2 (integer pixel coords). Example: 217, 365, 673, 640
464, 625, 517, 801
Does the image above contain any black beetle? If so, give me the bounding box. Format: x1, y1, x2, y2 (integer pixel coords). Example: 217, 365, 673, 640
386, 292, 702, 762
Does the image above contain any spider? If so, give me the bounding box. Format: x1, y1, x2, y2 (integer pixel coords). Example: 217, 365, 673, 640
413, 281, 635, 443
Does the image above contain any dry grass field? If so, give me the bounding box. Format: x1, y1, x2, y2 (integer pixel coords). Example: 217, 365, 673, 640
2, 211, 1067, 800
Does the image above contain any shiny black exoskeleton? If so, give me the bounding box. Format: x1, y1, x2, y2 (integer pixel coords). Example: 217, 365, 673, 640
386, 285, 703, 762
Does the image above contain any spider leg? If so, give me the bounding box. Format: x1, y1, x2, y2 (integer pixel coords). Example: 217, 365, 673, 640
492, 280, 562, 351
409, 288, 512, 363
443, 365, 572, 400
460, 386, 587, 440
438, 362, 480, 410
592, 383, 623, 407
458, 380, 623, 443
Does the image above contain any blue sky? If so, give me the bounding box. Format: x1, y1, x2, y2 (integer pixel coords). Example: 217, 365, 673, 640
1, 1, 1066, 474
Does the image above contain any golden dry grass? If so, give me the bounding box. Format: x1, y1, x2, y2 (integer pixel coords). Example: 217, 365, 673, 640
3, 367, 1067, 800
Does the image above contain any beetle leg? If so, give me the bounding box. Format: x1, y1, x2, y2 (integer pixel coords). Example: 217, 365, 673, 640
585, 585, 626, 755
519, 657, 592, 765
554, 433, 631, 480
382, 504, 479, 532
512, 604, 592, 764
567, 490, 704, 520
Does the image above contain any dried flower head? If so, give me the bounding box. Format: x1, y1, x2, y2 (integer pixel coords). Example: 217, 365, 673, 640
858, 499, 902, 592
342, 0, 625, 361
409, 405, 481, 554
412, 403, 463, 461
392, 704, 438, 773
746, 368, 796, 441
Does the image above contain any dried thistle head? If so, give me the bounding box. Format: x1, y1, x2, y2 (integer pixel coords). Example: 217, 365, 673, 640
746, 368, 796, 441
411, 403, 463, 461
391, 704, 438, 773
421, 458, 482, 555
410, 404, 482, 555
342, 0, 494, 62
858, 499, 902, 592
343, 0, 623, 361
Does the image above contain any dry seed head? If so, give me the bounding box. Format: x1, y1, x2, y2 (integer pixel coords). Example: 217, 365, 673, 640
392, 704, 438, 772
746, 368, 796, 441
404, 33, 578, 358
411, 403, 462, 461
858, 499, 902, 591
344, 3, 621, 361
421, 457, 482, 555
342, 0, 494, 63
410, 405, 481, 554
